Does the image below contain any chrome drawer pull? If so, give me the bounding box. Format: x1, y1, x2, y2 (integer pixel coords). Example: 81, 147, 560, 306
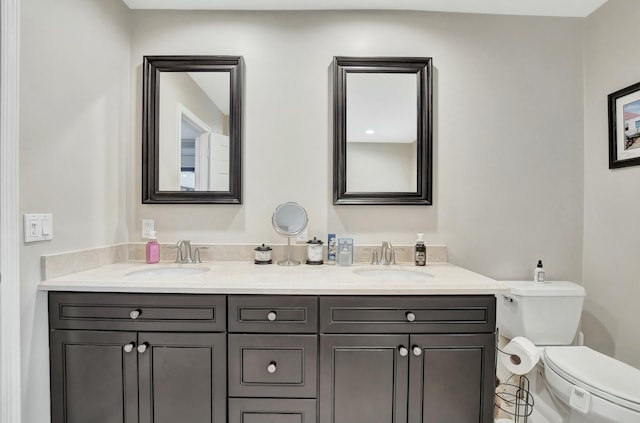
406, 312, 416, 322
413, 346, 422, 356
267, 311, 277, 321
137, 343, 148, 354
123, 343, 135, 353
267, 362, 277, 374
129, 310, 141, 320
398, 346, 409, 357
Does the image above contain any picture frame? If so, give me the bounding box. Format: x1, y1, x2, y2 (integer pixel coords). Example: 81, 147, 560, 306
608, 81, 640, 169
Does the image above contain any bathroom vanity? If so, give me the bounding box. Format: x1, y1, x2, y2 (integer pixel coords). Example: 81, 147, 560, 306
40, 261, 504, 423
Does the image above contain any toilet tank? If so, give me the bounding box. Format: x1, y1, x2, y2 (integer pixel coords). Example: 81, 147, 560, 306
497, 281, 586, 345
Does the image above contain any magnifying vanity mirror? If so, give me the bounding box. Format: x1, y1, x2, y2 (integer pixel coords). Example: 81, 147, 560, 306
272, 202, 309, 266
142, 56, 244, 204
333, 57, 433, 205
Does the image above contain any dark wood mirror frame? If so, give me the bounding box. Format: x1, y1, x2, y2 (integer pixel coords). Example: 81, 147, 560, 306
142, 55, 244, 204
333, 56, 433, 205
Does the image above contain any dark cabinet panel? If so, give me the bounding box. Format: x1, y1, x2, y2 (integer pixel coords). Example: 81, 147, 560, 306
408, 334, 496, 423
49, 292, 226, 332
320, 296, 496, 334
50, 330, 138, 423
138, 332, 226, 423
319, 334, 409, 423
228, 296, 318, 333
228, 334, 317, 398
229, 398, 317, 423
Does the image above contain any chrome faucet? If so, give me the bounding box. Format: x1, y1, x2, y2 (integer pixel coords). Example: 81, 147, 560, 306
175, 239, 193, 263
370, 241, 397, 265
173, 240, 208, 264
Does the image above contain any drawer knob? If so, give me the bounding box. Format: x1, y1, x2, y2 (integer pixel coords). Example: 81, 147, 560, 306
413, 346, 422, 356
406, 312, 416, 322
137, 343, 148, 354
130, 310, 141, 320
398, 346, 409, 357
267, 362, 277, 374
123, 343, 135, 353
267, 311, 277, 321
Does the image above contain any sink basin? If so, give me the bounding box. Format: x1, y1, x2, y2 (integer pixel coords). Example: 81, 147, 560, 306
353, 267, 433, 280
125, 266, 210, 278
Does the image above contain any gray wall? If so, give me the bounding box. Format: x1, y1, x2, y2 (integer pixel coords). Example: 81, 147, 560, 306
19, 0, 131, 421
130, 11, 585, 282
583, 0, 640, 368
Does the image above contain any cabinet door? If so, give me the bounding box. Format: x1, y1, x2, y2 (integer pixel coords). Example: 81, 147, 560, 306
138, 332, 226, 423
50, 330, 138, 423
408, 333, 496, 423
319, 334, 409, 423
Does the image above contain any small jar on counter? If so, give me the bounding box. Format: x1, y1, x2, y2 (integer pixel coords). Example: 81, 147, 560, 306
306, 237, 324, 265
254, 244, 273, 265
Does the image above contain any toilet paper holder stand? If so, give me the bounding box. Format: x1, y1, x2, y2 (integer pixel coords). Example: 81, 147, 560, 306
496, 340, 535, 422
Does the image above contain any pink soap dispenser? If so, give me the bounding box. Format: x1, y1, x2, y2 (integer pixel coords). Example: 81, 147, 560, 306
146, 231, 160, 264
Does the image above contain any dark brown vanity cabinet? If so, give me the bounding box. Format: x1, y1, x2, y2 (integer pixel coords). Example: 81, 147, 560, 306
319, 296, 497, 423
48, 293, 227, 423
48, 292, 496, 423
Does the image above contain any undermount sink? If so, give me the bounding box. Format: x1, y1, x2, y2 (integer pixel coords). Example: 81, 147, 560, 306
125, 266, 210, 278
353, 267, 433, 280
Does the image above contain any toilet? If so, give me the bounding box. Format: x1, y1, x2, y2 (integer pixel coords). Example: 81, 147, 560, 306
497, 281, 640, 423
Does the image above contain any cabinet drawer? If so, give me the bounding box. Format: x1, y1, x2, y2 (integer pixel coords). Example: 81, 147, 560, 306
228, 296, 317, 333
229, 398, 316, 423
320, 296, 496, 334
228, 334, 317, 398
49, 292, 225, 332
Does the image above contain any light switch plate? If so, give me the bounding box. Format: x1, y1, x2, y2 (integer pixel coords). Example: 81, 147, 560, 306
24, 213, 53, 243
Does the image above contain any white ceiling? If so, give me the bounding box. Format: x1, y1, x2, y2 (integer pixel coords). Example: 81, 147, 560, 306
122, 0, 608, 17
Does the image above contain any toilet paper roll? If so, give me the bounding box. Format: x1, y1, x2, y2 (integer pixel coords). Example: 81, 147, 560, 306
500, 336, 540, 375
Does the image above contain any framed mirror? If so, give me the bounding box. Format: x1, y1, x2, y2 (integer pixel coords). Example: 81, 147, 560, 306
142, 55, 244, 204
333, 56, 433, 205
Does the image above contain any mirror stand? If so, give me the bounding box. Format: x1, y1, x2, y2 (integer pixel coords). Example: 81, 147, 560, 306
278, 237, 299, 266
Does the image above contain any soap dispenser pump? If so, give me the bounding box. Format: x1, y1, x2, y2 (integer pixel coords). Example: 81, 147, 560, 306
415, 233, 426, 266
146, 231, 160, 264
534, 260, 545, 283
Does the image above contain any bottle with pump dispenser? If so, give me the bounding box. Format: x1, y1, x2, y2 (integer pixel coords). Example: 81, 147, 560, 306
415, 233, 426, 266
146, 231, 160, 264
534, 260, 545, 283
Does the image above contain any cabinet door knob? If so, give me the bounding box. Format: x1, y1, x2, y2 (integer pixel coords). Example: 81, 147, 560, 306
267, 362, 277, 374
413, 346, 422, 356
267, 311, 277, 321
398, 346, 409, 357
406, 312, 416, 322
123, 343, 135, 353
130, 309, 141, 320
137, 343, 148, 354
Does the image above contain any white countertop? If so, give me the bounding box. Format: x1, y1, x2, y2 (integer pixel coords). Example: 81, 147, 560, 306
38, 261, 507, 295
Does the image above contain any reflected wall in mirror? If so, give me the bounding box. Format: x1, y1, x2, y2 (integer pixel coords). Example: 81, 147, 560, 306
143, 56, 243, 204
333, 57, 433, 205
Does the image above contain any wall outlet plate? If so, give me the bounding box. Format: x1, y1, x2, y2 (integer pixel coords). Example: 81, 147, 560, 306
141, 219, 155, 239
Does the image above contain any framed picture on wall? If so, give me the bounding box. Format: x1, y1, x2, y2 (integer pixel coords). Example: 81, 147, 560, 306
608, 81, 640, 169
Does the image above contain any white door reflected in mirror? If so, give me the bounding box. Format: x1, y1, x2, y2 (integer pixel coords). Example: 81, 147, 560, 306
158, 71, 230, 192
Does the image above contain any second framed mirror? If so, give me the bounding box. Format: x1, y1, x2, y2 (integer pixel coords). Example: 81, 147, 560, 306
333, 56, 433, 205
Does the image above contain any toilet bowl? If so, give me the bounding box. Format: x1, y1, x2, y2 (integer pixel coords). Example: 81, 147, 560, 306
497, 281, 640, 423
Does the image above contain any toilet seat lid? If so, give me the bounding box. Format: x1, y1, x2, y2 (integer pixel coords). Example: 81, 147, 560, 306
544, 346, 640, 411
